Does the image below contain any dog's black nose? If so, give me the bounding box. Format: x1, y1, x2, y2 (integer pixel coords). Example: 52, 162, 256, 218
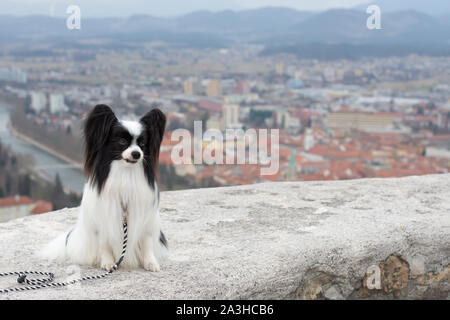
131, 151, 141, 160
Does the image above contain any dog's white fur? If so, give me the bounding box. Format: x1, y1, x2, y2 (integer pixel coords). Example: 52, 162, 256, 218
40, 120, 164, 271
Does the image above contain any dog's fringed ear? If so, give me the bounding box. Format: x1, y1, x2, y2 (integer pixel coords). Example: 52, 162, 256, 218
83, 104, 117, 176
140, 107, 166, 148
140, 108, 166, 168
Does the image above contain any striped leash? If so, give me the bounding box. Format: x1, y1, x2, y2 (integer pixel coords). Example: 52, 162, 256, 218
0, 222, 128, 293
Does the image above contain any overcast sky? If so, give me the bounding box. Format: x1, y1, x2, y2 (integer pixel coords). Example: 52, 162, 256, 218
3, 0, 373, 17
237, 0, 370, 11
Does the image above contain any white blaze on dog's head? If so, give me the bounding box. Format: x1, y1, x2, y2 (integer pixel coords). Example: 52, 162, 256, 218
119, 120, 144, 165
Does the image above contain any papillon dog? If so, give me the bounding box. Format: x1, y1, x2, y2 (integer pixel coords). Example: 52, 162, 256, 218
41, 104, 167, 271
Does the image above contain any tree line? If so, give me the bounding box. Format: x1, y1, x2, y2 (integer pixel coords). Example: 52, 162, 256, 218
0, 139, 81, 210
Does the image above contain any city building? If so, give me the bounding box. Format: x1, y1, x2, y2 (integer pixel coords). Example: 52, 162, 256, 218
233, 80, 250, 95
275, 63, 284, 76
206, 117, 221, 130
30, 91, 47, 113
205, 80, 221, 97
184, 77, 201, 95
286, 78, 305, 89
275, 111, 301, 133
49, 93, 68, 114
303, 128, 315, 151
222, 103, 240, 129
326, 112, 396, 132
0, 67, 27, 84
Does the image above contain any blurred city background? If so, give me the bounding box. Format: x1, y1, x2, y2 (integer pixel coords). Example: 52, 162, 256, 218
0, 0, 449, 221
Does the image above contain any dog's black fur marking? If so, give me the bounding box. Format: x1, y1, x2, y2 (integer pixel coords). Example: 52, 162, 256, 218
159, 231, 168, 248
83, 104, 118, 193
139, 108, 166, 190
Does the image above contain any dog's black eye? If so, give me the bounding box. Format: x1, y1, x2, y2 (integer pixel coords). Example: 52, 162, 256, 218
119, 138, 128, 146
137, 136, 146, 148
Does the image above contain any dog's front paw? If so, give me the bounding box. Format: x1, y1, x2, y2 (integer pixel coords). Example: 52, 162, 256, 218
101, 261, 115, 271
144, 260, 160, 272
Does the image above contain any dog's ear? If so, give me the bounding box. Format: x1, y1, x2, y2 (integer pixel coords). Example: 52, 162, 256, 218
140, 108, 166, 173
83, 104, 117, 176
140, 107, 166, 151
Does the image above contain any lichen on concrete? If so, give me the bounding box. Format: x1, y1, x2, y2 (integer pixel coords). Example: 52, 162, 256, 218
0, 174, 449, 299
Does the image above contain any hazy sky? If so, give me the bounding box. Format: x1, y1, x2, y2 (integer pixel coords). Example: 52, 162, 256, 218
3, 0, 372, 17
237, 0, 370, 11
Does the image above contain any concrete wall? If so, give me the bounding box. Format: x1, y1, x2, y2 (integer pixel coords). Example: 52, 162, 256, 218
0, 204, 34, 223
0, 174, 449, 299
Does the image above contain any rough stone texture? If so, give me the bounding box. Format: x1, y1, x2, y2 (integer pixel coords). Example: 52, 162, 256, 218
0, 174, 449, 300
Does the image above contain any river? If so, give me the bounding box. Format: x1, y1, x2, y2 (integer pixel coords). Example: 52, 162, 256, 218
0, 102, 85, 194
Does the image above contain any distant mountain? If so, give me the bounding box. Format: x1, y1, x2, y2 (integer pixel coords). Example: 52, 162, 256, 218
1, 0, 242, 18
355, 0, 450, 16
259, 9, 450, 46
1, 7, 449, 58
259, 8, 450, 59
176, 7, 312, 35
0, 7, 314, 45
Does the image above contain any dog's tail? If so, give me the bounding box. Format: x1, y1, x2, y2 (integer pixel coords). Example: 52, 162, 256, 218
37, 230, 69, 262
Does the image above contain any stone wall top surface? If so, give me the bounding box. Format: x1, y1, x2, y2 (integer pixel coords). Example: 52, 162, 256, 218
0, 174, 449, 299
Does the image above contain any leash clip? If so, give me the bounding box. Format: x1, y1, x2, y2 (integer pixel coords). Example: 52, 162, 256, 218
17, 274, 26, 284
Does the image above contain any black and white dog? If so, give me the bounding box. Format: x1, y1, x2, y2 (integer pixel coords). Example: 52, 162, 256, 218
41, 104, 167, 271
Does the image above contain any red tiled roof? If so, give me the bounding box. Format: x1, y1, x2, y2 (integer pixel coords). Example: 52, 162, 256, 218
198, 99, 222, 113
0, 196, 34, 208
308, 145, 329, 156
278, 148, 291, 159
295, 155, 305, 163
161, 132, 182, 147
300, 161, 327, 168
30, 200, 53, 214
429, 135, 450, 140
377, 112, 403, 117
159, 150, 174, 165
